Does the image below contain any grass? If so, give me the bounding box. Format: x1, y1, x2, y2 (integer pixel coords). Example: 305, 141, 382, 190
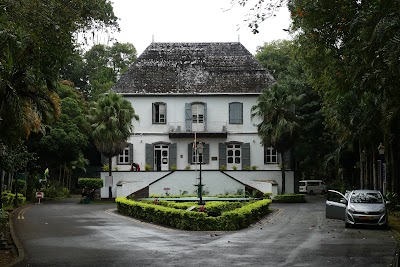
389, 212, 400, 240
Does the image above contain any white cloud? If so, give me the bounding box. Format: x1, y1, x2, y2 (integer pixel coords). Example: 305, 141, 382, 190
109, 0, 292, 55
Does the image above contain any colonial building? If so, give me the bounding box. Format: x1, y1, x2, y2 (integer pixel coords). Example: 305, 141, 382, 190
101, 42, 295, 198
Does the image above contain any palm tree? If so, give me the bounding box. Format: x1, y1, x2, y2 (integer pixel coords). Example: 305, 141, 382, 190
252, 85, 300, 194
88, 92, 139, 200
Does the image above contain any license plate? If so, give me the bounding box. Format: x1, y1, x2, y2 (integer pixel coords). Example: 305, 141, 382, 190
359, 216, 373, 220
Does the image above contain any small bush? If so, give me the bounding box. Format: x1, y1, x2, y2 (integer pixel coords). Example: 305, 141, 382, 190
42, 186, 70, 199
263, 192, 273, 199
232, 165, 237, 170
102, 164, 109, 171
77, 178, 103, 190
273, 194, 306, 203
184, 165, 191, 170
145, 164, 151, 171
170, 164, 177, 171
220, 165, 227, 171
251, 165, 258, 170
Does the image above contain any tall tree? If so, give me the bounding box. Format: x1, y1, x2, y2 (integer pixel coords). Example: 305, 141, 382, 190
256, 40, 331, 181
88, 92, 139, 200
60, 42, 137, 100
0, 0, 118, 144
252, 85, 300, 194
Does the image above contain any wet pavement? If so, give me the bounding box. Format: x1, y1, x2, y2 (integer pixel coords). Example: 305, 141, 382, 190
12, 196, 398, 267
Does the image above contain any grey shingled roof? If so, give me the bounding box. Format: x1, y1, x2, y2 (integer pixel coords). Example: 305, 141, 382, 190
112, 42, 274, 94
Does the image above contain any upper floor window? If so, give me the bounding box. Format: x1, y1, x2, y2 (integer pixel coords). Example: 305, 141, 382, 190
264, 147, 278, 164
185, 102, 207, 132
192, 104, 204, 123
229, 102, 243, 124
153, 102, 166, 124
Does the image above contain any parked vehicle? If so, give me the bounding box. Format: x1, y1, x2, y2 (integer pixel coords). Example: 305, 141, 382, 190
299, 180, 326, 194
326, 189, 389, 229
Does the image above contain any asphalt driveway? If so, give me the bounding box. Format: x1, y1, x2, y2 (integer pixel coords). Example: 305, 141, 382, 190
11, 196, 398, 267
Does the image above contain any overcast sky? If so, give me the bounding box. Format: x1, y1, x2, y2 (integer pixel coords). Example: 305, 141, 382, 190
107, 0, 292, 55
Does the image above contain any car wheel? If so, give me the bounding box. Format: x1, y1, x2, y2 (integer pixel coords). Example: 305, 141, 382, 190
309, 190, 314, 195
345, 222, 351, 229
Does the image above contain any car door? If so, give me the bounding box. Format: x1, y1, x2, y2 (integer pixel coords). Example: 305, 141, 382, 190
326, 190, 347, 220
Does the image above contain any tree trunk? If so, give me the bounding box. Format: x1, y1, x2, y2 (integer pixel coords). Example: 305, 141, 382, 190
108, 157, 112, 201
359, 142, 364, 189
281, 151, 286, 194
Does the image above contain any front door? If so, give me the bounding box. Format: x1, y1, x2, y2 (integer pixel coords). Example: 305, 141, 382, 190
227, 144, 241, 170
154, 145, 169, 171
326, 190, 347, 220
192, 104, 204, 132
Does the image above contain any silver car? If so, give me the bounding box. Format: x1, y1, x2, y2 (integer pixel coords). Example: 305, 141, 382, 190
326, 189, 389, 229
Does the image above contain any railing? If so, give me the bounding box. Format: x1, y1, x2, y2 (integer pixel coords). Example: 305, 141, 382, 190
168, 121, 227, 133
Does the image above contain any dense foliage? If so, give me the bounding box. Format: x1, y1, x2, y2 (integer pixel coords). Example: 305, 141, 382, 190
0, 0, 120, 200
77, 178, 104, 190
236, 0, 400, 197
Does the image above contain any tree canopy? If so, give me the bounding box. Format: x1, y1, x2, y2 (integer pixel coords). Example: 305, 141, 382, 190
0, 0, 119, 143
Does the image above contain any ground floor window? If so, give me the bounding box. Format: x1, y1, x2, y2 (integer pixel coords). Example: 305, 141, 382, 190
118, 146, 130, 164
264, 147, 278, 164
227, 144, 241, 165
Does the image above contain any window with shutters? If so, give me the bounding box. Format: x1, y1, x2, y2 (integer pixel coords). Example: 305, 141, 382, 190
118, 146, 130, 164
229, 102, 243, 124
227, 144, 241, 164
264, 147, 278, 164
188, 142, 209, 164
152, 102, 166, 124
191, 142, 203, 164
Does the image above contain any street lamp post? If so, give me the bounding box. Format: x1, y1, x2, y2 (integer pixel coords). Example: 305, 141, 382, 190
197, 142, 204, 205
378, 143, 385, 194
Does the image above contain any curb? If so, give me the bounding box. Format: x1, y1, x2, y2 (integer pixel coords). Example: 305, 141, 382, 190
5, 207, 25, 267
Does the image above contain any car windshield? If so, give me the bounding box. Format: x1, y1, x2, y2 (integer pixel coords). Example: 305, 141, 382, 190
350, 192, 383, 203
299, 182, 306, 186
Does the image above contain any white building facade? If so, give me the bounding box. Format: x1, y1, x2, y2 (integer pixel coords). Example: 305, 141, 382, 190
101, 42, 295, 198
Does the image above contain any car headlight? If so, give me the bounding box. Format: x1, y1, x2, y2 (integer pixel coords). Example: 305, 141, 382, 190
379, 207, 385, 214
348, 206, 355, 213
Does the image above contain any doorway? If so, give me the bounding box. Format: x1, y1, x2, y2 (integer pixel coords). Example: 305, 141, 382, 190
154, 145, 169, 171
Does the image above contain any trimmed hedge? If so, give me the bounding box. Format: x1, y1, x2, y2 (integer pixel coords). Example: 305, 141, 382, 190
143, 200, 246, 213
77, 178, 103, 189
2, 191, 26, 206
273, 194, 306, 203
116, 197, 271, 231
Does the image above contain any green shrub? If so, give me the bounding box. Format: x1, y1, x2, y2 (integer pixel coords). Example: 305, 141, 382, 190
0, 210, 9, 234
42, 186, 70, 199
251, 165, 258, 170
385, 191, 398, 212
220, 165, 227, 171
184, 166, 191, 170
1, 191, 26, 206
116, 197, 271, 231
170, 164, 177, 171
273, 194, 306, 203
263, 192, 273, 199
145, 164, 151, 171
102, 164, 109, 171
77, 178, 103, 189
